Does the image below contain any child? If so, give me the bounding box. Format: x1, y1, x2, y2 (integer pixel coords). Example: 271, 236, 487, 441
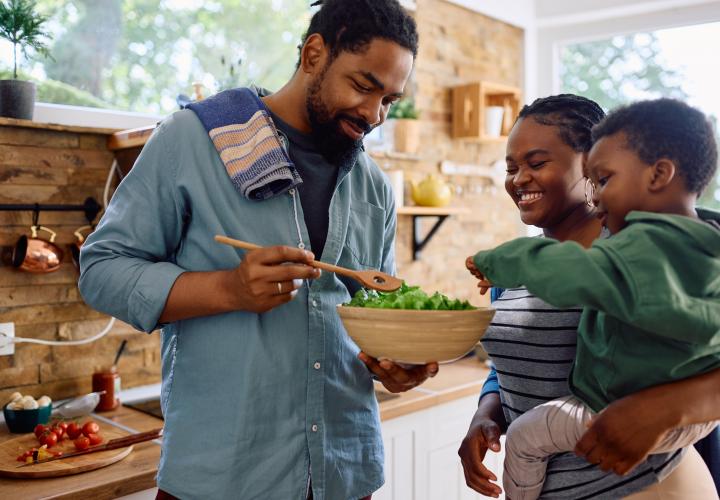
467, 98, 720, 500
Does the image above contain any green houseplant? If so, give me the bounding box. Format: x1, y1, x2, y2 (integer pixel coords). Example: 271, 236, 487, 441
0, 0, 52, 119
386, 97, 420, 154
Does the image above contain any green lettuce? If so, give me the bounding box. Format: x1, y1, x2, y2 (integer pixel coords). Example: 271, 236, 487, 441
344, 283, 476, 310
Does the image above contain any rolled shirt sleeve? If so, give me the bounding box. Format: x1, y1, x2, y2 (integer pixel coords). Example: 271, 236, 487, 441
79, 116, 187, 332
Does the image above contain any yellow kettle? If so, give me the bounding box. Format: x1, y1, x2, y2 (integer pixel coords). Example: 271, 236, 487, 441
410, 174, 452, 207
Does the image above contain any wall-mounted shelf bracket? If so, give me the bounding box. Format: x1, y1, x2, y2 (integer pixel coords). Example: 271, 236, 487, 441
397, 206, 469, 261
412, 214, 449, 260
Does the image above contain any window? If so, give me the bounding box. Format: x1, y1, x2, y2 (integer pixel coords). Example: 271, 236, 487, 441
0, 0, 311, 116
560, 22, 720, 208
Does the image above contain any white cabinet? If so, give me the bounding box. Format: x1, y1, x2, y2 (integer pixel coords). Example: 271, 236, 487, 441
375, 395, 505, 500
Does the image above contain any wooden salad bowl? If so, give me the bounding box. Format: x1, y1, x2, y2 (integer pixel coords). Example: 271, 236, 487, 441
337, 306, 495, 364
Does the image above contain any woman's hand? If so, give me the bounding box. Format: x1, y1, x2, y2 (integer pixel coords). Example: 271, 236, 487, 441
458, 394, 505, 498
575, 393, 673, 475
576, 367, 720, 476
466, 256, 492, 295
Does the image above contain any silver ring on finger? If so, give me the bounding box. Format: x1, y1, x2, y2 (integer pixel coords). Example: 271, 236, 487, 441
277, 282, 283, 294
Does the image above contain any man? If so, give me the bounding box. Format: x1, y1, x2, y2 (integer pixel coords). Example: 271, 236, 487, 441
79, 1, 437, 498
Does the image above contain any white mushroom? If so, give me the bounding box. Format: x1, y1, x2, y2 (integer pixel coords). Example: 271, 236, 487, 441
37, 395, 52, 407
21, 398, 39, 410
6, 392, 22, 406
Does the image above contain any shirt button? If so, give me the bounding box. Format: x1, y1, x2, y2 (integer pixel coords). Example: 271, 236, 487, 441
313, 362, 321, 370
311, 424, 319, 432
312, 299, 318, 307
298, 242, 306, 249
289, 189, 295, 195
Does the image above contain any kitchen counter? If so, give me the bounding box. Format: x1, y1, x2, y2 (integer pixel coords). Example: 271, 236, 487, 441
0, 406, 163, 500
0, 356, 488, 499
377, 355, 489, 421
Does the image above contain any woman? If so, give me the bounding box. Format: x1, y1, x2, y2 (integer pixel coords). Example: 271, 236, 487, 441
458, 94, 720, 499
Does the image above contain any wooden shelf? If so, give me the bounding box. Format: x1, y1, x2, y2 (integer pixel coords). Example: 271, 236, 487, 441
451, 81, 521, 141
107, 125, 155, 151
0, 116, 120, 135
369, 150, 422, 162
398, 206, 469, 216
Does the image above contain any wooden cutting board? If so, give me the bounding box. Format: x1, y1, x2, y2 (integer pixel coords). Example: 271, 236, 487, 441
0, 422, 132, 478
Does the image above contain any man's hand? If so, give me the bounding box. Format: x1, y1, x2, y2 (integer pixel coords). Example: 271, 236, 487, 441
465, 256, 492, 295
358, 352, 438, 393
223, 245, 321, 313
458, 417, 503, 498
574, 393, 672, 475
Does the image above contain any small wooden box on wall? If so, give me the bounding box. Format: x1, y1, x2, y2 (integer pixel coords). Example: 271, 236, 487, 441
451, 81, 521, 141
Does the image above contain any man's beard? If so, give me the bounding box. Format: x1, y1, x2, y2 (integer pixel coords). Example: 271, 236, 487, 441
306, 75, 373, 169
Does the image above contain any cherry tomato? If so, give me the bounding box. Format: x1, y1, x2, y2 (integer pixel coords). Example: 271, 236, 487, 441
50, 425, 64, 440
66, 422, 82, 439
39, 431, 58, 448
82, 421, 100, 437
34, 424, 46, 438
74, 436, 91, 451
87, 433, 103, 446
56, 422, 68, 435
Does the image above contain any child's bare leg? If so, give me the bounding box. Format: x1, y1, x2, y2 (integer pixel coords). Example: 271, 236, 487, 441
504, 395, 594, 500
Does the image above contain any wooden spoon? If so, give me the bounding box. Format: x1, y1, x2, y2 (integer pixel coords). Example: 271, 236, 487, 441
214, 235, 403, 292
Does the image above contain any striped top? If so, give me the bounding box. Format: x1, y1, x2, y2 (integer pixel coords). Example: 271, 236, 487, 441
481, 287, 683, 499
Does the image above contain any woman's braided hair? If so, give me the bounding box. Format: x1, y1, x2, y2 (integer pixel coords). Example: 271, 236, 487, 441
517, 94, 606, 153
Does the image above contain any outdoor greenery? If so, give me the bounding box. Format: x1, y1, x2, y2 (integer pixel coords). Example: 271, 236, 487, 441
387, 97, 419, 119
0, 0, 52, 79
562, 33, 720, 208
0, 69, 111, 106
3, 0, 310, 114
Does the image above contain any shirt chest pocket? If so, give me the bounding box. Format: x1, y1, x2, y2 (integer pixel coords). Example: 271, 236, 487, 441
340, 200, 386, 270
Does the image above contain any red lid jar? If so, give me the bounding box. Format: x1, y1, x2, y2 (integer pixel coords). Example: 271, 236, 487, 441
92, 366, 121, 411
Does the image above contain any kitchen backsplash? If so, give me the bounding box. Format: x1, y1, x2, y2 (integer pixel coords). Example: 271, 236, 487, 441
0, 122, 161, 404
0, 0, 523, 402
389, 0, 523, 302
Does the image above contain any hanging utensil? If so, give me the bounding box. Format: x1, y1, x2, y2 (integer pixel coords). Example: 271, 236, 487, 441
214, 235, 403, 292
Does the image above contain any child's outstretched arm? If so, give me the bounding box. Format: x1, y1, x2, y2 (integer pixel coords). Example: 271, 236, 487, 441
472, 237, 637, 318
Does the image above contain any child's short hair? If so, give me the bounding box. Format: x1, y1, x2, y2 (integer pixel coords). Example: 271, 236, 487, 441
591, 98, 718, 195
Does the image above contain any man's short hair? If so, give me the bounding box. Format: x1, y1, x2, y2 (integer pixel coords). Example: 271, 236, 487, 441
592, 99, 718, 195
298, 0, 418, 64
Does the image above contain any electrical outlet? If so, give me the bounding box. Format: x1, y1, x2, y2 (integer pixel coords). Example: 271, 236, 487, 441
0, 322, 15, 356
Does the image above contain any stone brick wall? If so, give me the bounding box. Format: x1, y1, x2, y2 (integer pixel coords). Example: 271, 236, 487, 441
0, 121, 160, 404
389, 0, 525, 304
0, 0, 525, 402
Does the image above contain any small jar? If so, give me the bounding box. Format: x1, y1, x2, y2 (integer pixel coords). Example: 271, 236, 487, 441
92, 366, 121, 411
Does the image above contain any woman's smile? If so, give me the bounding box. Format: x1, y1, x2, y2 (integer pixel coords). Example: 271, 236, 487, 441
517, 190, 545, 207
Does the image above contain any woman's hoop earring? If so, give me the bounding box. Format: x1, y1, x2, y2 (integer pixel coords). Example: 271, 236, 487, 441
584, 178, 596, 208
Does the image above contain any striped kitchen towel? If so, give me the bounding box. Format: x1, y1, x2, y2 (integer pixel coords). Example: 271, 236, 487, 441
186, 87, 302, 200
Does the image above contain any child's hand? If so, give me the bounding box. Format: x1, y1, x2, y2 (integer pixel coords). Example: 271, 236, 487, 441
466, 256, 493, 295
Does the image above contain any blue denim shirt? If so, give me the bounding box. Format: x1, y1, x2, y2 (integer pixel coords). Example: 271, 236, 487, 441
78, 109, 396, 499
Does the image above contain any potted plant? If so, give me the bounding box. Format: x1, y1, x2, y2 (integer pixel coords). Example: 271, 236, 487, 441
0, 0, 52, 120
387, 97, 420, 154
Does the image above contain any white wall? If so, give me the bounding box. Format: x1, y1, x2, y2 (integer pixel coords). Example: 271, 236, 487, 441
535, 0, 720, 97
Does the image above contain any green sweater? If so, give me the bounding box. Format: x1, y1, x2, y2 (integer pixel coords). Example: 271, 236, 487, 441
473, 209, 720, 412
